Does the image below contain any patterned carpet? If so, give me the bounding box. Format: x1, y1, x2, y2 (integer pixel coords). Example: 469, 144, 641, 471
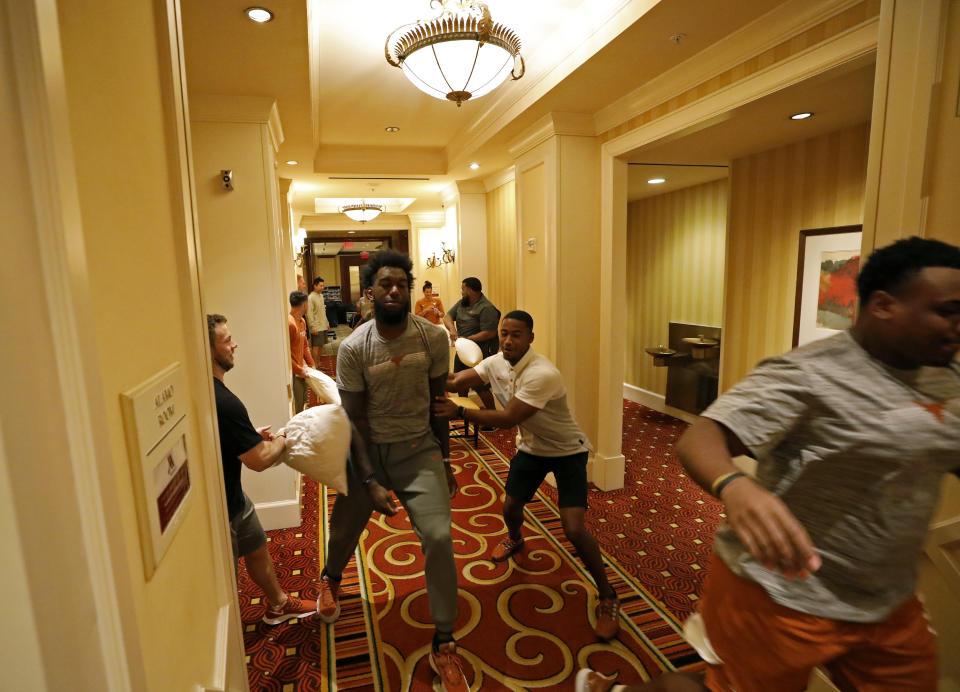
237, 357, 723, 689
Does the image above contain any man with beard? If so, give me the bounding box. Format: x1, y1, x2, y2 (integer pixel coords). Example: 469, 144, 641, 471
208, 314, 318, 624
443, 277, 499, 411
316, 250, 468, 691
576, 237, 960, 691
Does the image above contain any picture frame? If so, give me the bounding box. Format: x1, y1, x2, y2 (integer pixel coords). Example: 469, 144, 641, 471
792, 225, 863, 348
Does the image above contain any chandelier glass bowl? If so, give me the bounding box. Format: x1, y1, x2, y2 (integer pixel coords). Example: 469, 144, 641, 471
340, 202, 384, 223
385, 0, 524, 106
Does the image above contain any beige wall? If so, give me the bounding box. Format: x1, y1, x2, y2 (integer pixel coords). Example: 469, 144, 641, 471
312, 256, 339, 287
517, 153, 553, 361
485, 179, 518, 312
626, 179, 728, 395
721, 122, 870, 390
53, 0, 235, 687
191, 111, 301, 530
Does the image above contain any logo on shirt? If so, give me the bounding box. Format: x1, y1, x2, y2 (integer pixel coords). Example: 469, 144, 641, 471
367, 351, 428, 378
913, 400, 946, 423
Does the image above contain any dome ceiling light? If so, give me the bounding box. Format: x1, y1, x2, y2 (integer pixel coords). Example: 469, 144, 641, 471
385, 0, 525, 107
340, 201, 385, 223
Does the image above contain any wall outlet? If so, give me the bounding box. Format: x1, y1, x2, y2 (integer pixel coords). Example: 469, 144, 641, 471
220, 169, 233, 190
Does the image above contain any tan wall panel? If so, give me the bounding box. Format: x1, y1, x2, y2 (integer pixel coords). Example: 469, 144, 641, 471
485, 180, 518, 312
626, 179, 728, 395
722, 123, 870, 390
519, 162, 552, 360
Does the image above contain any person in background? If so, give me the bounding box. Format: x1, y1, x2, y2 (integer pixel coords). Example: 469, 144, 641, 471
443, 277, 499, 410
308, 276, 328, 363
288, 290, 315, 413
434, 310, 620, 642
577, 237, 960, 691
296, 274, 307, 293
415, 280, 445, 325
207, 313, 317, 624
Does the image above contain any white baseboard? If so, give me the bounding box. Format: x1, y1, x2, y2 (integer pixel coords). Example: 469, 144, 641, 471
254, 498, 301, 531
622, 382, 698, 424
588, 453, 626, 491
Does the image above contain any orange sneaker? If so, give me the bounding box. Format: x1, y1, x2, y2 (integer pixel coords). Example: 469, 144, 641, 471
317, 573, 341, 623
491, 536, 525, 563
430, 641, 468, 692
594, 597, 620, 641
575, 668, 618, 692
262, 594, 317, 625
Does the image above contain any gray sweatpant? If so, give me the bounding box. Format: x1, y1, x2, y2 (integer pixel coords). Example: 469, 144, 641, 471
324, 431, 458, 633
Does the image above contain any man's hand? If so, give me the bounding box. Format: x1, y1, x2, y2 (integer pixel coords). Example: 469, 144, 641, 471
256, 425, 274, 441
444, 463, 458, 499
722, 477, 821, 579
366, 480, 398, 517
432, 396, 458, 420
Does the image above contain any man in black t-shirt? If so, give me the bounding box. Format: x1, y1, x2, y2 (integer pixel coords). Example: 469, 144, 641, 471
442, 276, 500, 411
208, 313, 318, 625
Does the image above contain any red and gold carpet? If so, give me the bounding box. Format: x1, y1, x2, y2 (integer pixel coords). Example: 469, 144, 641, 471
238, 363, 720, 690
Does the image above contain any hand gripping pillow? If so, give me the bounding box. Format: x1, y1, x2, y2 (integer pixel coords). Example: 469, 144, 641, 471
304, 366, 341, 405
454, 337, 483, 367
280, 404, 350, 495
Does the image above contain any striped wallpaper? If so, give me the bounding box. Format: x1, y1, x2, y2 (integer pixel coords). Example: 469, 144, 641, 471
721, 122, 871, 390
626, 179, 728, 395
485, 179, 518, 313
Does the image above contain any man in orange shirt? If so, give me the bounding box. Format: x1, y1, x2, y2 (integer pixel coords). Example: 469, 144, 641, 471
288, 290, 315, 413
415, 280, 445, 325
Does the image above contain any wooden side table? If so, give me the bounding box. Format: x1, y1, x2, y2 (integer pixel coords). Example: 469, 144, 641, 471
447, 395, 480, 447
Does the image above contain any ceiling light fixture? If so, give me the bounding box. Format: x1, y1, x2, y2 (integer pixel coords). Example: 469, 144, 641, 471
385, 0, 525, 107
385, 126, 400, 132
340, 201, 384, 223
469, 162, 480, 170
285, 160, 298, 165
647, 178, 666, 184
245, 7, 273, 23
790, 112, 813, 120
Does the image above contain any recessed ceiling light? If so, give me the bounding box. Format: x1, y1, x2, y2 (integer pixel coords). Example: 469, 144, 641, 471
348, 231, 356, 234
647, 177, 666, 184
790, 112, 813, 120
245, 7, 273, 23
469, 162, 480, 170
285, 160, 298, 165
385, 126, 400, 133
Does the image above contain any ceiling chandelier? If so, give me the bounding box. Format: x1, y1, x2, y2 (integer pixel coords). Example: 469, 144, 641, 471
340, 201, 384, 223
385, 0, 525, 107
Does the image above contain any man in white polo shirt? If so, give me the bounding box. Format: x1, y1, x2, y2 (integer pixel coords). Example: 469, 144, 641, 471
433, 309, 620, 641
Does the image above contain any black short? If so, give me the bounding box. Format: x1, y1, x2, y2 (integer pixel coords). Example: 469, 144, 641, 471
505, 450, 588, 508
453, 354, 491, 391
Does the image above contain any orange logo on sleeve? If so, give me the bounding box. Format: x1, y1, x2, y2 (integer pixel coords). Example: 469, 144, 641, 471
913, 400, 946, 423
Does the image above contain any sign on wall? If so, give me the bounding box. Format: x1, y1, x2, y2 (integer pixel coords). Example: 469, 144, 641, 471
120, 363, 193, 579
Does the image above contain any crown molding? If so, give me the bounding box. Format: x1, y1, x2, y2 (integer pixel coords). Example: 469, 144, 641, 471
313, 144, 446, 176
407, 211, 446, 227
483, 165, 516, 192
594, 0, 870, 135
189, 94, 284, 152
507, 112, 596, 160
455, 180, 486, 195
300, 213, 411, 231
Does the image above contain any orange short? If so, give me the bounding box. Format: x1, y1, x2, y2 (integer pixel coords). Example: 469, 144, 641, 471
699, 556, 938, 692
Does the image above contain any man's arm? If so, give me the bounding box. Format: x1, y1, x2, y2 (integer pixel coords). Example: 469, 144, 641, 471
433, 393, 538, 430
468, 329, 497, 343
442, 310, 458, 342
445, 368, 484, 392
239, 435, 288, 472
677, 417, 820, 579
340, 389, 396, 515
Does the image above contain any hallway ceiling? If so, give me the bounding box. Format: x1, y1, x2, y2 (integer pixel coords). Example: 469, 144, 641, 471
625, 57, 876, 200
181, 0, 850, 220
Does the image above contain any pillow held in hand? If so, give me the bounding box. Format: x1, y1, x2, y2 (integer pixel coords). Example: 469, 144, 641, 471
280, 404, 350, 495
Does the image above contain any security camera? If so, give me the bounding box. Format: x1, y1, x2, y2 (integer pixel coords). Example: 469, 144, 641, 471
220, 169, 234, 190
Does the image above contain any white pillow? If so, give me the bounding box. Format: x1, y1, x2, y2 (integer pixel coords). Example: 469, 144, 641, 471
304, 366, 341, 405
279, 404, 350, 495
454, 337, 483, 367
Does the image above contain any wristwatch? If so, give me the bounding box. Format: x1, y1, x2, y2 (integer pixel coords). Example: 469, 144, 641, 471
457, 405, 466, 419
362, 472, 377, 486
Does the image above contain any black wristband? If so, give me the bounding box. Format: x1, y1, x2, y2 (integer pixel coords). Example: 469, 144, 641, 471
362, 473, 377, 486
457, 405, 465, 419
713, 471, 746, 498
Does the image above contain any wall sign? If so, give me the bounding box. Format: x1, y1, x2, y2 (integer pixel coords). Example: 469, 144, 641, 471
120, 363, 193, 579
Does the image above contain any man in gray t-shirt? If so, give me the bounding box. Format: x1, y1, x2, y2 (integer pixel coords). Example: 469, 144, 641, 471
315, 250, 469, 691
580, 237, 960, 692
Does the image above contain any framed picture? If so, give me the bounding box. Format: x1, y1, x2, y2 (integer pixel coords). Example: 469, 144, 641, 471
793, 225, 863, 347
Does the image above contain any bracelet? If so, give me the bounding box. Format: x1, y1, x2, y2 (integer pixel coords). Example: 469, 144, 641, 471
711, 471, 746, 498
442, 457, 451, 465
362, 473, 377, 486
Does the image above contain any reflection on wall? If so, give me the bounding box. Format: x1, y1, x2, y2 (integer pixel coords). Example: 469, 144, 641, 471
486, 179, 517, 312
626, 179, 728, 396
417, 225, 459, 314
722, 122, 870, 390
312, 256, 339, 286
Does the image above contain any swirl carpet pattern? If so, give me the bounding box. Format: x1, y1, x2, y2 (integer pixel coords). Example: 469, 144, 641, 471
237, 359, 719, 690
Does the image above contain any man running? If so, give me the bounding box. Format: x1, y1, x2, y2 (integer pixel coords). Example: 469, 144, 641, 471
317, 250, 468, 691
433, 309, 621, 641
577, 238, 960, 691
